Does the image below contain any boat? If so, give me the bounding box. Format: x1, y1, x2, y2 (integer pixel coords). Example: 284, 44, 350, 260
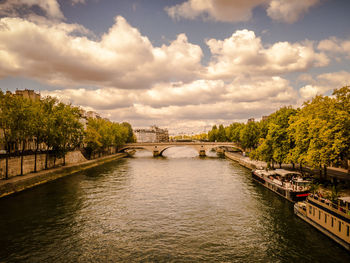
294, 195, 350, 251
252, 168, 311, 202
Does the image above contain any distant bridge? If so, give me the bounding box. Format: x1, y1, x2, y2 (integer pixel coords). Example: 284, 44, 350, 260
120, 142, 243, 157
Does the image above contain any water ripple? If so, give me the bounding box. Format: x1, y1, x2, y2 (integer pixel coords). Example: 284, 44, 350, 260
0, 150, 349, 262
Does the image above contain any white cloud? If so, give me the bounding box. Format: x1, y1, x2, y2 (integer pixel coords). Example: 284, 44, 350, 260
299, 84, 320, 100
0, 0, 64, 20
0, 11, 337, 134
165, 0, 320, 23
266, 0, 320, 24
206, 29, 328, 79
165, 0, 268, 23
142, 80, 226, 108
41, 74, 297, 133
318, 37, 350, 60
224, 76, 297, 103
0, 16, 203, 89
42, 88, 136, 110
299, 71, 350, 99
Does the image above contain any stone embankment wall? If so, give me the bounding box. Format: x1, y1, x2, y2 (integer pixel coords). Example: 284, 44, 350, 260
224, 152, 264, 170
0, 153, 127, 198
0, 150, 87, 179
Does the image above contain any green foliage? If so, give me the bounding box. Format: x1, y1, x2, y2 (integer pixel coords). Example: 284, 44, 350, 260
83, 117, 131, 158
324, 185, 339, 203
0, 92, 134, 173
122, 122, 135, 143
266, 107, 296, 165
170, 133, 208, 141
228, 122, 244, 143
53, 102, 84, 160
309, 183, 320, 195
208, 125, 218, 142
207, 86, 350, 170
217, 124, 227, 142
288, 89, 349, 169
239, 121, 260, 150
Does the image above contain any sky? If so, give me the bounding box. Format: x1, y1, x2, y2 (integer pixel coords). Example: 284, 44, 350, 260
0, 0, 349, 135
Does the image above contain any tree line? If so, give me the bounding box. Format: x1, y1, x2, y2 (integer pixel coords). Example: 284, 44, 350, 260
0, 91, 134, 179
170, 133, 208, 141
208, 87, 350, 174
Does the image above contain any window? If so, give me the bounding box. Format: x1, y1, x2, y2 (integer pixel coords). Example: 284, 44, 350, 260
347, 225, 349, 237
331, 217, 334, 227
339, 222, 341, 232
309, 205, 312, 214
313, 207, 315, 216
325, 214, 327, 224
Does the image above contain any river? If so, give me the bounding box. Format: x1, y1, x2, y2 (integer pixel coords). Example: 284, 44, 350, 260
0, 147, 349, 262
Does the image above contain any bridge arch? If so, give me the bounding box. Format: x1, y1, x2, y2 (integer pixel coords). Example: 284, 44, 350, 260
120, 142, 242, 157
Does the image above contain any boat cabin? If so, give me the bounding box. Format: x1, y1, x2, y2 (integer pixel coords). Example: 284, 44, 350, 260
338, 197, 350, 215
274, 169, 311, 191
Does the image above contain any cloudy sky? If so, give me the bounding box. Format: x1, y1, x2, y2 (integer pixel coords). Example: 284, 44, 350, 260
0, 0, 349, 134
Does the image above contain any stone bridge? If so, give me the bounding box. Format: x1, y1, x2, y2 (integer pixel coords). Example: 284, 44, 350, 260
120, 142, 242, 157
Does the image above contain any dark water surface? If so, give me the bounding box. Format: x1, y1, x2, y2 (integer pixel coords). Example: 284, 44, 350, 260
0, 148, 349, 262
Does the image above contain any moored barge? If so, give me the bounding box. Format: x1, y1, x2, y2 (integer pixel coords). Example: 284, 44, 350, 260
252, 169, 311, 202
294, 195, 350, 251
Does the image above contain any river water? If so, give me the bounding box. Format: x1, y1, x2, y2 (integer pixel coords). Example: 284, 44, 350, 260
0, 148, 349, 262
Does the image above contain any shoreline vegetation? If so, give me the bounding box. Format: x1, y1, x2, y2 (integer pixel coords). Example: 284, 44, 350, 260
208, 87, 350, 180
0, 90, 135, 180
224, 151, 350, 197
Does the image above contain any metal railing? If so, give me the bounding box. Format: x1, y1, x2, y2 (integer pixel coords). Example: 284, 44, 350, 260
309, 194, 350, 217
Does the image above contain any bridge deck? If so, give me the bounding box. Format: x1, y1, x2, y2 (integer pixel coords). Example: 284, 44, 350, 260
125, 142, 238, 146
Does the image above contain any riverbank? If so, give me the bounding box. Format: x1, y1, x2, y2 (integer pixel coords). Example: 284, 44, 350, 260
224, 152, 266, 170
0, 152, 127, 199
225, 152, 350, 196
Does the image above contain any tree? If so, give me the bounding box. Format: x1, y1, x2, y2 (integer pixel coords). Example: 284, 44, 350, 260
251, 137, 274, 168
12, 96, 33, 175
239, 121, 260, 151
54, 103, 83, 165
113, 122, 128, 149
217, 124, 227, 142
287, 109, 310, 171
268, 107, 297, 167
41, 97, 59, 169
84, 118, 102, 159
287, 93, 349, 178
228, 122, 244, 144
302, 96, 340, 177
83, 117, 131, 159
332, 86, 350, 168
208, 125, 218, 142
122, 122, 135, 143
0, 92, 17, 179
31, 99, 46, 172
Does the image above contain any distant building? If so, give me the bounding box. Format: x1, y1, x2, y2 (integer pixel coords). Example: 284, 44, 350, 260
15, 89, 40, 100
134, 126, 169, 143
85, 111, 101, 119
134, 129, 156, 143
247, 118, 255, 123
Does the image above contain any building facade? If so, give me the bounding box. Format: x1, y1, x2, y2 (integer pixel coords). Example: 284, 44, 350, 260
134, 126, 169, 143
14, 89, 41, 100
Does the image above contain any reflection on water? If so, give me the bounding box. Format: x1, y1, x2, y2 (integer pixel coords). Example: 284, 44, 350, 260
0, 148, 349, 262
